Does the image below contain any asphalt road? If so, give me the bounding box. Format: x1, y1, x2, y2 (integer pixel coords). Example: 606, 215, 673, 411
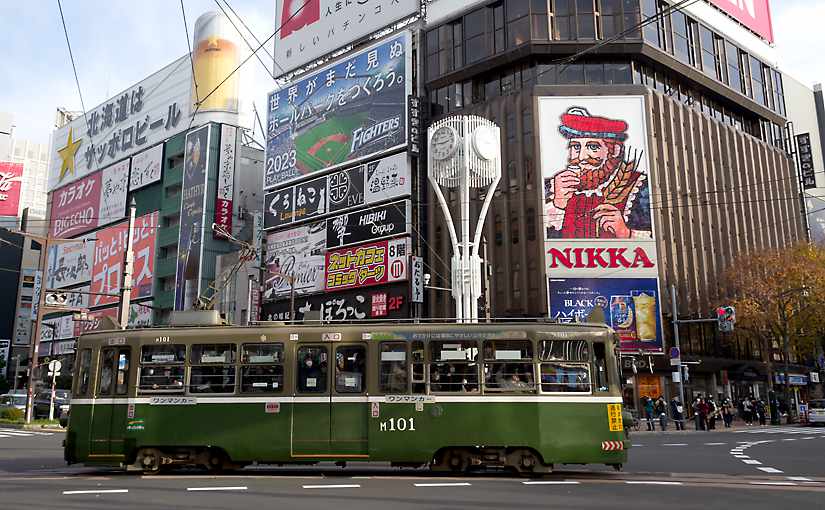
1, 425, 823, 509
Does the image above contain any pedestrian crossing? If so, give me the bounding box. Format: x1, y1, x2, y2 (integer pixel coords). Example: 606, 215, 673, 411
734, 426, 825, 435
0, 428, 54, 439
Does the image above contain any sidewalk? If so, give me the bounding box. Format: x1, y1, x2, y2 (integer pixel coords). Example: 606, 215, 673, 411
630, 422, 804, 435
0, 422, 65, 432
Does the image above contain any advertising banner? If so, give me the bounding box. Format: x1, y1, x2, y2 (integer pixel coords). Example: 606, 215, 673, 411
50, 159, 129, 238
90, 211, 158, 308
264, 220, 326, 300
175, 125, 211, 311
272, 0, 418, 76
40, 315, 75, 342
326, 199, 410, 249
264, 152, 409, 230
47, 236, 94, 289
708, 0, 773, 43
129, 143, 164, 191
76, 301, 153, 336
0, 162, 24, 216
325, 237, 409, 291
548, 277, 664, 354
53, 340, 77, 356
797, 133, 817, 189
545, 240, 658, 279
265, 32, 410, 188
0, 340, 8, 378
262, 283, 410, 322
48, 55, 192, 191
806, 194, 825, 246
65, 284, 91, 309
13, 303, 31, 346
214, 124, 237, 237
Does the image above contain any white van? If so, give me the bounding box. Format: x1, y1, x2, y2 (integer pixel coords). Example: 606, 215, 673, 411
809, 399, 825, 425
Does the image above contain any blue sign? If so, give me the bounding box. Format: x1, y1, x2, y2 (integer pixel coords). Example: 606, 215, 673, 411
548, 277, 664, 353
264, 33, 410, 189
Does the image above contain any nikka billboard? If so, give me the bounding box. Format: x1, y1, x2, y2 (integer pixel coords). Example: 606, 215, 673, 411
539, 96, 663, 354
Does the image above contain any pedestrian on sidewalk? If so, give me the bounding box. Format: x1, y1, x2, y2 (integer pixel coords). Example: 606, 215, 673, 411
655, 396, 668, 431
742, 397, 753, 425
721, 399, 733, 428
670, 396, 685, 430
692, 396, 706, 431
707, 398, 718, 430
643, 396, 655, 431
755, 399, 767, 426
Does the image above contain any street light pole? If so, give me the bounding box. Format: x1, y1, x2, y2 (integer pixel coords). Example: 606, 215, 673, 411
25, 233, 49, 423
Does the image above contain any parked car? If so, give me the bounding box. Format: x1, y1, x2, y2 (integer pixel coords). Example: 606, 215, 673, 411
33, 390, 71, 420
0, 393, 27, 412
809, 399, 825, 426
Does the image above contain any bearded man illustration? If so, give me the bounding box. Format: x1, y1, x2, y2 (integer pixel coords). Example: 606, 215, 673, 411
544, 107, 652, 239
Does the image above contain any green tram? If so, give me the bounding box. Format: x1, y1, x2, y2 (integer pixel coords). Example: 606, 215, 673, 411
64, 320, 628, 475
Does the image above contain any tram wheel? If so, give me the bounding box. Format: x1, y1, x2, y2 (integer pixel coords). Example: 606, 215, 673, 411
136, 448, 162, 475
446, 450, 468, 473
205, 449, 228, 474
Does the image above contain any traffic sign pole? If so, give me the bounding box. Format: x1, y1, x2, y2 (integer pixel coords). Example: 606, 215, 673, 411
670, 285, 686, 417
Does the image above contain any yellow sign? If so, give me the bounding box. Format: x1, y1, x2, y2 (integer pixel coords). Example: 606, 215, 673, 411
56, 128, 83, 182
607, 403, 623, 432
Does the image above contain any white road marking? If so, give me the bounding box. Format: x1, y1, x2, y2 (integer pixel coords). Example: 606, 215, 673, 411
742, 459, 762, 465
522, 481, 580, 485
787, 477, 812, 482
662, 443, 688, 446
63, 489, 129, 495
802, 437, 815, 440
303, 484, 361, 489
757, 467, 784, 474
750, 482, 796, 486
782, 438, 797, 441
186, 486, 247, 492
704, 442, 727, 446
632, 444, 644, 447
413, 482, 472, 487
0, 435, 11, 438
624, 481, 683, 486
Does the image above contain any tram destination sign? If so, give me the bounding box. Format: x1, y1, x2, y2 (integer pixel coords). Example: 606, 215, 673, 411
326, 200, 410, 249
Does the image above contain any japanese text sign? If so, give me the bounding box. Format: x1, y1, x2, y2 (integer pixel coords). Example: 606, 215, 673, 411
326, 199, 410, 249
262, 283, 409, 321
130, 143, 164, 191
0, 162, 24, 216
264, 220, 326, 299
214, 124, 237, 237
797, 133, 816, 190
325, 237, 409, 291
47, 236, 95, 289
265, 32, 411, 188
50, 159, 129, 238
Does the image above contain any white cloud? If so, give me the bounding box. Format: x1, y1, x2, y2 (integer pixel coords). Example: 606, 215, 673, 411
773, 2, 825, 87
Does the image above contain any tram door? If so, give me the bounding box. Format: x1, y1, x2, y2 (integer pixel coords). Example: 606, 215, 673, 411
291, 343, 369, 457
90, 347, 131, 458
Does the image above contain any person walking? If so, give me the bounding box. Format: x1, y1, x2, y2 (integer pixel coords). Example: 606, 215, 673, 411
655, 396, 668, 431
755, 399, 767, 426
670, 396, 685, 430
721, 399, 733, 428
692, 397, 705, 431
698, 397, 710, 431
707, 398, 718, 430
742, 397, 753, 425
644, 396, 655, 431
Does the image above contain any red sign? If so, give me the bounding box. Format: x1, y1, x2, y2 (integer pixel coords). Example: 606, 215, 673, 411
90, 211, 158, 308
324, 237, 409, 291
51, 172, 101, 237
708, 0, 773, 43
0, 162, 24, 216
279, 0, 320, 39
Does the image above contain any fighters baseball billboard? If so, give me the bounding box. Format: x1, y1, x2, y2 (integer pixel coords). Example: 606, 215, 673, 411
273, 0, 419, 76
265, 32, 411, 189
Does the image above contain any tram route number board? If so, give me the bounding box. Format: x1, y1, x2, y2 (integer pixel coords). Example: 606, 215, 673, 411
265, 402, 281, 414
607, 403, 623, 432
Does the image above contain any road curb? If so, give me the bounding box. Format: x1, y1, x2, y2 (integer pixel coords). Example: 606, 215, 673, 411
0, 423, 65, 432
630, 424, 808, 436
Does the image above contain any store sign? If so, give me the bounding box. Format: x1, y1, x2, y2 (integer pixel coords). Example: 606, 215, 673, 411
48, 55, 192, 191
90, 211, 158, 308
411, 256, 423, 303
31, 271, 42, 320
0, 340, 8, 378
53, 340, 77, 356
214, 124, 237, 237
129, 143, 164, 191
548, 277, 664, 354
40, 315, 75, 342
76, 301, 154, 336
175, 125, 211, 311
262, 283, 409, 322
264, 152, 409, 230
264, 220, 326, 300
545, 241, 658, 278
797, 133, 816, 189
47, 236, 95, 289
265, 32, 411, 188
326, 199, 410, 249
325, 237, 409, 291
0, 162, 24, 216
50, 159, 130, 238
708, 0, 773, 43
13, 303, 32, 346
272, 0, 418, 75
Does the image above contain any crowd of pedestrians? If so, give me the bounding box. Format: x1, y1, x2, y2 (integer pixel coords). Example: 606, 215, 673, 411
637, 394, 770, 431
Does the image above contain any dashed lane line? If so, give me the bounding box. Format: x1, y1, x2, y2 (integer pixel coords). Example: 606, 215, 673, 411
742, 460, 762, 465
625, 481, 683, 486
758, 467, 784, 474
787, 477, 813, 482
186, 486, 247, 492
63, 489, 129, 495
413, 482, 472, 487
750, 481, 796, 486
662, 443, 688, 446
522, 481, 580, 485
704, 442, 727, 446
302, 484, 361, 489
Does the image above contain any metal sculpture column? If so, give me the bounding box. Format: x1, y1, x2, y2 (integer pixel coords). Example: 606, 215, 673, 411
427, 115, 501, 322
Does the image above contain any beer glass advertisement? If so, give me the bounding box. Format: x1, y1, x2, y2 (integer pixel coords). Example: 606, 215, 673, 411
264, 32, 410, 189
548, 277, 664, 354
174, 125, 210, 311
539, 96, 652, 241
264, 220, 326, 300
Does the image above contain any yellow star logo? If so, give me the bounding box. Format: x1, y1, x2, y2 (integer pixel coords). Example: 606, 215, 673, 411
57, 128, 83, 182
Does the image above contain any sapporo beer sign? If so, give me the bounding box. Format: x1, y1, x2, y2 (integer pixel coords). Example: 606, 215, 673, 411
325, 237, 410, 291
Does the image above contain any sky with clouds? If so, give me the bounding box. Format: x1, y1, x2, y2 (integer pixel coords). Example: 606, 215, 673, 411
0, 1, 820, 144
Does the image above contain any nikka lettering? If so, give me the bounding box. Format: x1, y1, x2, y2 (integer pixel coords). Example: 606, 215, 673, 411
547, 247, 655, 269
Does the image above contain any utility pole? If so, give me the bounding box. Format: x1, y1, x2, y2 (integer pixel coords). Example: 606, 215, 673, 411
670, 285, 686, 414
118, 197, 137, 330
482, 236, 491, 322
246, 274, 255, 326
12, 355, 20, 391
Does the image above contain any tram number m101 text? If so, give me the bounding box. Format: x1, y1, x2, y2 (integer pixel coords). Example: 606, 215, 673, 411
379, 417, 416, 432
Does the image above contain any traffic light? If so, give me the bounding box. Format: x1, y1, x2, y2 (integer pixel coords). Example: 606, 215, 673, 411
44, 292, 68, 307
716, 305, 736, 332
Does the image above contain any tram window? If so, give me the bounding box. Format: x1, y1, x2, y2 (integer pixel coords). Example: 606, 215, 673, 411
139, 366, 185, 393
297, 346, 328, 393
241, 343, 284, 393
483, 340, 534, 392
98, 348, 130, 396
76, 349, 92, 396
540, 363, 591, 393
593, 342, 609, 392
98, 349, 115, 395
379, 342, 408, 393
335, 345, 366, 393
430, 341, 479, 393
540, 340, 590, 361
115, 350, 130, 395
141, 344, 186, 364
411, 341, 426, 393
189, 344, 236, 394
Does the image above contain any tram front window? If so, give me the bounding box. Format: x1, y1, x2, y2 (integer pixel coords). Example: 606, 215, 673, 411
297, 346, 328, 393
539, 340, 592, 393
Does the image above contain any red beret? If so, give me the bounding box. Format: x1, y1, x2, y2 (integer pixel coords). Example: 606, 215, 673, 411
559, 107, 628, 141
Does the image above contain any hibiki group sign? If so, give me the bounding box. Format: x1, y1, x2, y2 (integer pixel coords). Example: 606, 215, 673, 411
539, 96, 663, 354
272, 0, 419, 76
90, 211, 158, 308
325, 237, 409, 291
0, 162, 24, 216
50, 159, 129, 238
265, 32, 410, 188
326, 199, 410, 249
